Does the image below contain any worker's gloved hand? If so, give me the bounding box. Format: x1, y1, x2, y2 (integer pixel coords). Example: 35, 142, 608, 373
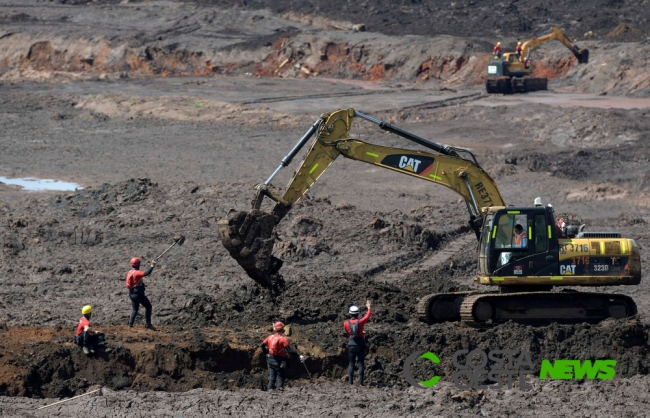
299, 355, 305, 363
150, 260, 156, 266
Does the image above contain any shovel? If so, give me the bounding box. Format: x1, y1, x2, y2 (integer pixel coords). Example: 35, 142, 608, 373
301, 359, 314, 383
154, 235, 186, 262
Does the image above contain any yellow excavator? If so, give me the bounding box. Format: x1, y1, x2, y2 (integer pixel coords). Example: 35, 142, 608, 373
218, 109, 641, 325
486, 26, 589, 94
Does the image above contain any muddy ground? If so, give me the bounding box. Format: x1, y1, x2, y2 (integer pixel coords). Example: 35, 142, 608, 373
1, 0, 650, 416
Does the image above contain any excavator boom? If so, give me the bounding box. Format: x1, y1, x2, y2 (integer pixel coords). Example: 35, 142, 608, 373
521, 26, 589, 64
218, 109, 504, 288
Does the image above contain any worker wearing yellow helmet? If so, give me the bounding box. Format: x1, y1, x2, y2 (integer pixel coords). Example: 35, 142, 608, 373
493, 42, 502, 58
75, 305, 105, 355
516, 41, 523, 57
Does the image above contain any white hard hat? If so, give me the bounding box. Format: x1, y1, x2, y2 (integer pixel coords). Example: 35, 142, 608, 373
349, 305, 360, 315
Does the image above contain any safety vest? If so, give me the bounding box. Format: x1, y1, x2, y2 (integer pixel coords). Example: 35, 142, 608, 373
76, 316, 90, 336
266, 334, 288, 357
125, 269, 144, 290
515, 232, 526, 246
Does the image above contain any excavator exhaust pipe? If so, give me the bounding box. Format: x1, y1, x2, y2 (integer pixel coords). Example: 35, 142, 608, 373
217, 210, 284, 289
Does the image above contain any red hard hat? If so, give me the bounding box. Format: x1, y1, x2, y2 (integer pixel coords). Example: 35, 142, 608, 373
130, 257, 141, 267
274, 322, 285, 332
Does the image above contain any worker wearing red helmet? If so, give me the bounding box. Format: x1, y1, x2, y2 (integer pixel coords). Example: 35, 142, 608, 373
259, 322, 304, 391
125, 256, 156, 329
344, 299, 372, 386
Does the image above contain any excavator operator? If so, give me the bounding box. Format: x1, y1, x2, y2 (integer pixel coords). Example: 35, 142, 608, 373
513, 224, 527, 248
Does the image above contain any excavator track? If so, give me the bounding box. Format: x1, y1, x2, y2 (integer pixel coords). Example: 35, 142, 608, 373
486, 77, 548, 94
460, 291, 637, 326
417, 292, 473, 323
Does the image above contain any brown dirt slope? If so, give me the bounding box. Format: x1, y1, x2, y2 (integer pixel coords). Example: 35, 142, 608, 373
2, 1, 650, 95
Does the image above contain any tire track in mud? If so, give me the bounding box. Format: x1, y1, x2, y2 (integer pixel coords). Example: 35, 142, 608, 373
240, 88, 416, 105
373, 232, 476, 284
389, 92, 487, 112
243, 91, 486, 113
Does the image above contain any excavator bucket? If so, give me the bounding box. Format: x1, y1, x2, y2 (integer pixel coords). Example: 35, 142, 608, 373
577, 48, 589, 64
217, 210, 284, 289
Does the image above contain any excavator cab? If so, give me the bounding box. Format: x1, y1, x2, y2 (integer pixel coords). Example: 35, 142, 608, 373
478, 206, 559, 282
477, 204, 642, 290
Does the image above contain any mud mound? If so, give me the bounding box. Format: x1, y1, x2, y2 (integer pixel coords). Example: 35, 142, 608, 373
2, 317, 649, 398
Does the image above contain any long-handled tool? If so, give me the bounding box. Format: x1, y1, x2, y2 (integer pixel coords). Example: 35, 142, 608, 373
302, 360, 313, 382
37, 388, 101, 410
154, 235, 185, 262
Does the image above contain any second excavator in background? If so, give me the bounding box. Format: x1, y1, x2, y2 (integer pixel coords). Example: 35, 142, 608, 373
218, 109, 641, 325
486, 26, 589, 94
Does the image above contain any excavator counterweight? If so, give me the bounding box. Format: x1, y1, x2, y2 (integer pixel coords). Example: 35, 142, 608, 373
219, 109, 642, 325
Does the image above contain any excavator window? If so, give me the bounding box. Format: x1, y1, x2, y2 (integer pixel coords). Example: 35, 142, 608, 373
494, 213, 528, 249
478, 214, 494, 275
533, 214, 548, 253
493, 212, 528, 268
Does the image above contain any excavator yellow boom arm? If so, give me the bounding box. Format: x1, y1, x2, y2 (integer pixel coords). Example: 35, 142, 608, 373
520, 26, 589, 64
276, 109, 503, 214
218, 108, 505, 288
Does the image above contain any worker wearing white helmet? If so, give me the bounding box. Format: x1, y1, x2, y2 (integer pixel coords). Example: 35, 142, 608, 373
344, 299, 372, 385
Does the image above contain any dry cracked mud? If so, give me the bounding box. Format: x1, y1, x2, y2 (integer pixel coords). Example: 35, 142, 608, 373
1, 0, 650, 416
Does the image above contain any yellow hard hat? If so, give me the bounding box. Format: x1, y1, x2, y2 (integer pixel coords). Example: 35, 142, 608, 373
518, 41, 522, 45
497, 42, 501, 45
81, 305, 93, 315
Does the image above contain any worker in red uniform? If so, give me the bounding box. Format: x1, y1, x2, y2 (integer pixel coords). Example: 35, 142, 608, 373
493, 41, 502, 58
515, 41, 523, 59
344, 299, 371, 386
260, 322, 304, 391
125, 257, 156, 329
556, 218, 567, 238
75, 305, 105, 355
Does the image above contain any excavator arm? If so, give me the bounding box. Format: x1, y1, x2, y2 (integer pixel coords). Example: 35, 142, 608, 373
521, 26, 589, 64
218, 109, 505, 288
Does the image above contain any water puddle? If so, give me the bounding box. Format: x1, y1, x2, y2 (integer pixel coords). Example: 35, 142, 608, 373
0, 176, 82, 191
